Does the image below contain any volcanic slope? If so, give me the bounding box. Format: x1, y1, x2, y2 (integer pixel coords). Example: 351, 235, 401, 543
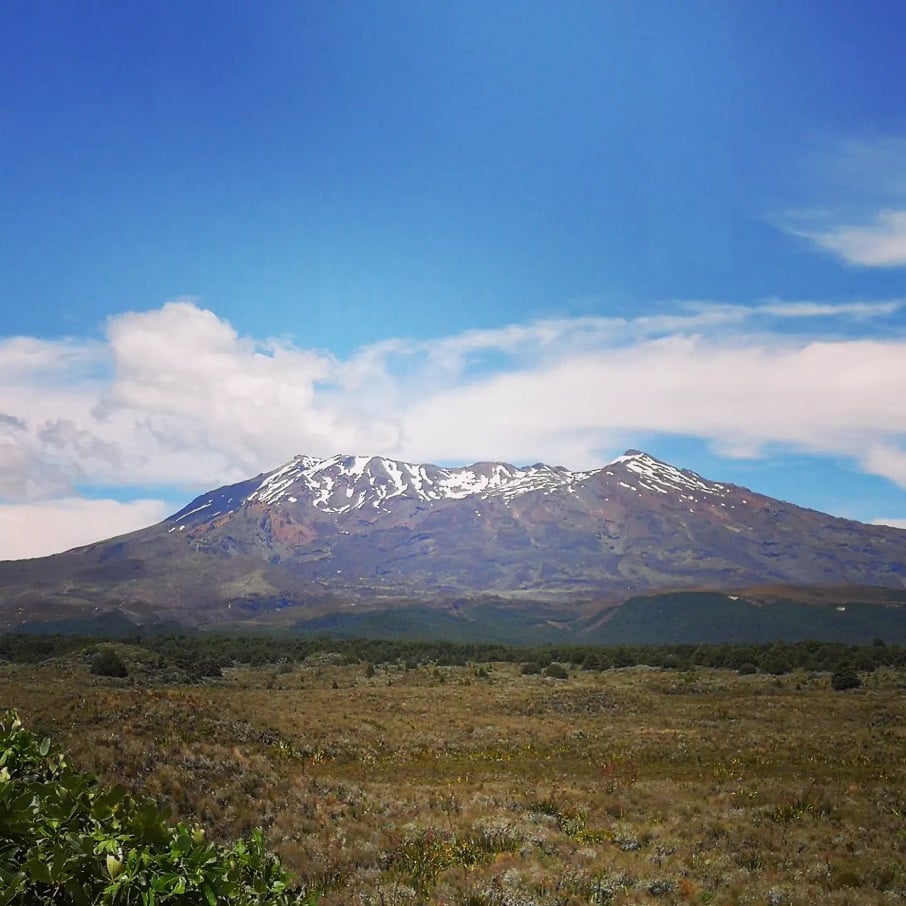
1, 450, 904, 633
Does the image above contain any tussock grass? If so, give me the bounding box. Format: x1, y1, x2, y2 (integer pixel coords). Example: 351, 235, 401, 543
2, 657, 904, 903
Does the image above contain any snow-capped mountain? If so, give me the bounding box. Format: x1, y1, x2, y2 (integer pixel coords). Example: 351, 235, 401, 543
1, 450, 905, 636
157, 448, 906, 597
168, 449, 735, 529
170, 453, 592, 525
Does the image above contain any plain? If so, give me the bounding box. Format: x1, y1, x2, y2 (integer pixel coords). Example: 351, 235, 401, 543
1, 643, 904, 905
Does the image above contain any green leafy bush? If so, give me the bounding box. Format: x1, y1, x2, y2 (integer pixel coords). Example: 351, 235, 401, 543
0, 711, 308, 905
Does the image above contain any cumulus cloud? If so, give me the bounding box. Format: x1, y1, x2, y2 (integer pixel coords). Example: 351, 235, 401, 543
0, 301, 407, 502
95, 301, 398, 483
0, 498, 172, 561
2, 296, 906, 555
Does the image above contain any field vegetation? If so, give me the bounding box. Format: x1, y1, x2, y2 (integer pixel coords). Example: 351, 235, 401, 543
1, 636, 905, 904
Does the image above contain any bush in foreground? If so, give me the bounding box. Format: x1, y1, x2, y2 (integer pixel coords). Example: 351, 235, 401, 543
0, 710, 308, 905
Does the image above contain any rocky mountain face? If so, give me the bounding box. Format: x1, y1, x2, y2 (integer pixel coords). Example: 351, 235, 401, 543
1, 450, 905, 634
167, 449, 906, 594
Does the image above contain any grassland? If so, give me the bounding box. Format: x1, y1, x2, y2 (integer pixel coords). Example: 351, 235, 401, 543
2, 647, 905, 904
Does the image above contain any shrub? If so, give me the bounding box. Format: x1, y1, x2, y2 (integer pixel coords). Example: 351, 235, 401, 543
90, 647, 129, 678
380, 827, 519, 895
520, 662, 541, 675
831, 665, 862, 691
661, 654, 687, 670
0, 710, 308, 905
763, 654, 793, 676
543, 663, 569, 680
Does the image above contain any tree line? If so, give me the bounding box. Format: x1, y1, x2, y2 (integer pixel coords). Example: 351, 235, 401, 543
1, 632, 903, 679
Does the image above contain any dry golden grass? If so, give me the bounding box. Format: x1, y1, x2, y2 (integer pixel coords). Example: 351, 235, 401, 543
2, 653, 905, 904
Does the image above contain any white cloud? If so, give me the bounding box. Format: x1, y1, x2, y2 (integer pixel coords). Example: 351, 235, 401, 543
2, 296, 906, 556
0, 498, 172, 561
0, 301, 405, 500
0, 335, 104, 381
823, 137, 906, 199
859, 444, 906, 488
752, 298, 904, 318
783, 137, 906, 267
397, 334, 906, 468
872, 517, 906, 531
795, 210, 906, 267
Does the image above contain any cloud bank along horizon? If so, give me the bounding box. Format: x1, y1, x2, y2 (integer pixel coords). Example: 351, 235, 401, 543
2, 297, 906, 558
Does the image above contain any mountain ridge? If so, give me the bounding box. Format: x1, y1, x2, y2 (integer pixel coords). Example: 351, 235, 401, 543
1, 449, 905, 639
170, 449, 727, 524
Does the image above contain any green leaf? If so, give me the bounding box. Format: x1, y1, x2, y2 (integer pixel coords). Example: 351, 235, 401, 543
0, 883, 24, 906
62, 875, 94, 906
49, 845, 71, 885
25, 854, 52, 884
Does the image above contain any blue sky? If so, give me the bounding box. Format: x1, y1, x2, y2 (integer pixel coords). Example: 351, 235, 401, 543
3, 1, 906, 557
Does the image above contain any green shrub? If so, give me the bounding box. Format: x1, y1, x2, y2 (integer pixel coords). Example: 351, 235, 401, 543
661, 653, 688, 670
0, 710, 308, 905
90, 647, 129, 678
543, 663, 569, 680
763, 654, 793, 676
831, 665, 862, 691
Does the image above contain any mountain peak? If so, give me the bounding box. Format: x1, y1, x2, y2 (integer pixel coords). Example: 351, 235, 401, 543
610, 449, 662, 464
237, 453, 589, 514
603, 449, 729, 499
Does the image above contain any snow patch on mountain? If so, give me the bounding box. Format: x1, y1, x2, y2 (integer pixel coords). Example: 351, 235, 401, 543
169, 449, 737, 529
609, 450, 731, 500
246, 454, 594, 513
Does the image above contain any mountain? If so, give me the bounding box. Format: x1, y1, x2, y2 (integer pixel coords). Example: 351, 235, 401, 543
2, 450, 906, 641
